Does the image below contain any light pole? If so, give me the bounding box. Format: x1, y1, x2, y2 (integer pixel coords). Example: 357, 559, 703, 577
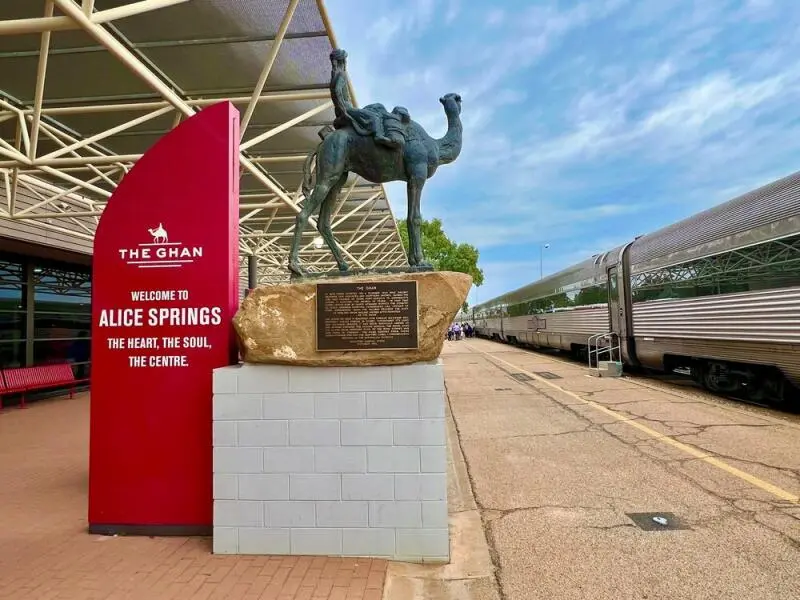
540, 243, 550, 279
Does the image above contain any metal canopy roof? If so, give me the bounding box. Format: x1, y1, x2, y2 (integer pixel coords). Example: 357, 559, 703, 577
0, 0, 407, 286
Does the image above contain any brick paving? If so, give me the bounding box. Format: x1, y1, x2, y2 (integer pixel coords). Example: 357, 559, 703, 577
0, 394, 387, 600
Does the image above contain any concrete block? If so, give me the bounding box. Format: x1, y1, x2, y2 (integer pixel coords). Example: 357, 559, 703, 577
212, 367, 238, 394
342, 528, 395, 557
237, 420, 288, 447
369, 501, 422, 528
266, 501, 316, 527
238, 474, 289, 501
290, 474, 341, 500
289, 419, 340, 446
262, 393, 314, 419
263, 447, 314, 473
212, 527, 238, 554
368, 447, 420, 473
289, 366, 340, 393
394, 474, 447, 501
340, 419, 393, 446
239, 528, 290, 555
390, 363, 444, 392
396, 529, 449, 559
213, 447, 262, 474
213, 474, 237, 500
314, 447, 366, 473
393, 419, 446, 446
291, 528, 343, 555
238, 364, 289, 394
366, 392, 419, 419
213, 393, 261, 421
422, 501, 449, 528
340, 367, 392, 392
419, 391, 446, 418
341, 474, 394, 501
316, 501, 369, 528
420, 446, 447, 473
314, 392, 366, 419
212, 421, 236, 447
214, 500, 263, 528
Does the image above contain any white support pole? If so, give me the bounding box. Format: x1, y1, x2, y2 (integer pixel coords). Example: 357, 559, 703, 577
17, 173, 97, 207
9, 210, 103, 220
39, 165, 112, 198
0, 140, 31, 165
345, 215, 390, 250
240, 101, 332, 151
82, 0, 95, 16
17, 113, 30, 158
0, 0, 191, 35
38, 106, 174, 160
359, 232, 396, 262
331, 176, 359, 220
8, 169, 19, 215
3, 171, 11, 213
14, 168, 112, 216
0, 154, 142, 168
53, 0, 361, 267
29, 1, 55, 160
24, 91, 329, 117
52, 0, 194, 117
332, 191, 382, 229
240, 0, 301, 138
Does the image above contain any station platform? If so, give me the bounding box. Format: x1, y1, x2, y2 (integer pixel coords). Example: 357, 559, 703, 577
1, 340, 799, 599
435, 338, 800, 600
0, 396, 386, 600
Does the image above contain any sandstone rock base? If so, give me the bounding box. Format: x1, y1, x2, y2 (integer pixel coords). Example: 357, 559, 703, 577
233, 271, 471, 366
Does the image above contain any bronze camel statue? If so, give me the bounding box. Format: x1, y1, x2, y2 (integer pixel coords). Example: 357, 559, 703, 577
288, 89, 463, 276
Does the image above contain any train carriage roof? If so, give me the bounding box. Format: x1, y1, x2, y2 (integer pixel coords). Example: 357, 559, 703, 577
474, 254, 608, 311
629, 169, 800, 273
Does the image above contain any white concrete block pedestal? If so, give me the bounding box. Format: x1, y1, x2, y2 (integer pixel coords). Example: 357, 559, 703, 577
211, 359, 449, 563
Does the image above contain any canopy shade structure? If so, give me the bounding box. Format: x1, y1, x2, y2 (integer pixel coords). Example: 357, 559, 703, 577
0, 0, 408, 287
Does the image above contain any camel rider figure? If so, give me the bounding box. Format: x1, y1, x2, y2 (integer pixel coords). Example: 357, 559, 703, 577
329, 49, 405, 150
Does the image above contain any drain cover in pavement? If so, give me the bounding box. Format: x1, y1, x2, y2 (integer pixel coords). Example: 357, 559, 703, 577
625, 512, 689, 531
509, 372, 533, 382
533, 371, 562, 380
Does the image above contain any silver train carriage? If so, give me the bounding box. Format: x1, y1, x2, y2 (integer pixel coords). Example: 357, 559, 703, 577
473, 170, 800, 406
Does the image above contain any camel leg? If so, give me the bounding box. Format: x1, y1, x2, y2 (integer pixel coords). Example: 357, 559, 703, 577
288, 175, 340, 276
317, 173, 349, 272
406, 166, 428, 267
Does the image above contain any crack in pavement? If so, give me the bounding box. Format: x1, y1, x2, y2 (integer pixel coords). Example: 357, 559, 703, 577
446, 345, 800, 599
460, 425, 600, 442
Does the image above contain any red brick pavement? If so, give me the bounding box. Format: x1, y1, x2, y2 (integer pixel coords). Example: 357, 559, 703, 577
0, 394, 387, 599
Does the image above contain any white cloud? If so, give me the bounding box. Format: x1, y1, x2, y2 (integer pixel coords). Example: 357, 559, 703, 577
325, 0, 800, 301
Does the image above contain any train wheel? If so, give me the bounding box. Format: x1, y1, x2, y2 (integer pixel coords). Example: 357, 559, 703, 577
701, 362, 739, 395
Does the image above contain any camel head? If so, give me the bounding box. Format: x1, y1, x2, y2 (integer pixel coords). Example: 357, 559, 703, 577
439, 93, 462, 115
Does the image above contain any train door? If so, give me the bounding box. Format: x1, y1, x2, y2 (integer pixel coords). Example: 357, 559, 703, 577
607, 266, 621, 335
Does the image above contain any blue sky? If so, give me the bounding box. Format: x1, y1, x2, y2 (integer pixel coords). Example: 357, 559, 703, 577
326, 0, 800, 304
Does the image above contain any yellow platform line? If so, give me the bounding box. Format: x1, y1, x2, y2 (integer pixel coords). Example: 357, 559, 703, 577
466, 344, 799, 504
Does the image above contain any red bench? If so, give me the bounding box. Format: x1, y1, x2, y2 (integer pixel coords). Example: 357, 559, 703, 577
0, 364, 89, 409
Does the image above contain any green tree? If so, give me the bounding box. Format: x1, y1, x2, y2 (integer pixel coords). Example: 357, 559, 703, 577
397, 218, 484, 311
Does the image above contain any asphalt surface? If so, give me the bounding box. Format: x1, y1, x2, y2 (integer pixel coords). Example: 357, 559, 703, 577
436, 338, 800, 600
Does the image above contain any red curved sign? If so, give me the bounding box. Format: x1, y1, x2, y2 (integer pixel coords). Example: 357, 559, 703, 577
89, 101, 240, 534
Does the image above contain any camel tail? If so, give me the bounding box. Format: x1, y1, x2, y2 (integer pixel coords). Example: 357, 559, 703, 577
301, 145, 320, 198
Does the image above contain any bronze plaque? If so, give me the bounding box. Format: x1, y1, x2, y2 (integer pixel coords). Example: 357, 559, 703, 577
316, 281, 419, 351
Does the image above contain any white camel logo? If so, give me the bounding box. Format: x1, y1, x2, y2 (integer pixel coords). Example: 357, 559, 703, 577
148, 223, 168, 244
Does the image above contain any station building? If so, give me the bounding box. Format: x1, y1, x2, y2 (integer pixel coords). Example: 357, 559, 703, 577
0, 1, 406, 380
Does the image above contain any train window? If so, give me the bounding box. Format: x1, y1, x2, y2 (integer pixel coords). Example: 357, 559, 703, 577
631, 233, 800, 302
500, 283, 608, 317
608, 268, 618, 298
